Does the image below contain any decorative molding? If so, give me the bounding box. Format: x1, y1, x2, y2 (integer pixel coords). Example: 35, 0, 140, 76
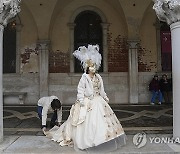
67, 23, 76, 29
0, 24, 3, 32
36, 39, 50, 51
0, 0, 21, 26
70, 5, 107, 23
153, 0, 180, 25
127, 40, 140, 49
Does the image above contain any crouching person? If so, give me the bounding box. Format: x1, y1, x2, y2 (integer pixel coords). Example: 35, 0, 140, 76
37, 96, 62, 133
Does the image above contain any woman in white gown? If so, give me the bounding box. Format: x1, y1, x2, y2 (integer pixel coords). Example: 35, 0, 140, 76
45, 45, 126, 152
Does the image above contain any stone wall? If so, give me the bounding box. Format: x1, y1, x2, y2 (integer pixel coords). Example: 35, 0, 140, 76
49, 73, 129, 105
2, 72, 160, 105
107, 31, 128, 72
49, 51, 70, 73
3, 73, 39, 105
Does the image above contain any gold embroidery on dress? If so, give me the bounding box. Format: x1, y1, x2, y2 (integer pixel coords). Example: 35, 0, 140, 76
91, 75, 101, 97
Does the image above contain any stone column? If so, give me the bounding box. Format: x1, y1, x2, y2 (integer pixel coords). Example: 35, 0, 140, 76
37, 40, 50, 98
128, 40, 139, 104
170, 22, 180, 138
16, 23, 23, 73
101, 23, 109, 73
154, 20, 162, 71
153, 0, 180, 138
68, 23, 75, 73
0, 0, 21, 142
0, 25, 4, 142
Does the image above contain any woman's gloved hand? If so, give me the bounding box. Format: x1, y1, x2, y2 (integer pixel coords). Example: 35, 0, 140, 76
79, 100, 84, 107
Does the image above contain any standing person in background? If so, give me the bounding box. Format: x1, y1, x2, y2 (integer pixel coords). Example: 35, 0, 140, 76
37, 96, 62, 133
149, 75, 163, 105
159, 74, 172, 104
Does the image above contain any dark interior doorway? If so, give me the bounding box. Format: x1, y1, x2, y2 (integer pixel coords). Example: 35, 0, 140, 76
74, 11, 103, 73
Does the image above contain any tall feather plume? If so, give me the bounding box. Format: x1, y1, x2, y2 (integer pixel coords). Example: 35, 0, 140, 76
73, 44, 102, 72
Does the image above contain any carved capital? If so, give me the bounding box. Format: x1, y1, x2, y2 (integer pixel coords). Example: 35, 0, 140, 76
0, 24, 4, 32
127, 39, 140, 49
0, 0, 21, 26
153, 0, 180, 25
36, 39, 51, 50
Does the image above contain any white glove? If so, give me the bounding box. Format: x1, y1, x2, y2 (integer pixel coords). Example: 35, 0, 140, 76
79, 101, 84, 107
58, 122, 62, 127
104, 96, 109, 103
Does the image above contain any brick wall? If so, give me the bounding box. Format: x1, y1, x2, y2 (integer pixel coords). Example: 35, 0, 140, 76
49, 51, 70, 73
107, 30, 128, 72
21, 47, 38, 64
138, 46, 156, 72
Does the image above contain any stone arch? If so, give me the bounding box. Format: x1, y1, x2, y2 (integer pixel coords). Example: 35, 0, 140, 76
68, 5, 109, 73
139, 2, 158, 72
69, 5, 107, 23
142, 3, 171, 72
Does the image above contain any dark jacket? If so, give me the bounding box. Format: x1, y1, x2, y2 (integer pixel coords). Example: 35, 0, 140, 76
159, 79, 172, 92
149, 78, 161, 91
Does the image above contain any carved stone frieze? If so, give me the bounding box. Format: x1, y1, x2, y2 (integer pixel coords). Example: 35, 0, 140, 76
0, 0, 21, 26
153, 0, 180, 25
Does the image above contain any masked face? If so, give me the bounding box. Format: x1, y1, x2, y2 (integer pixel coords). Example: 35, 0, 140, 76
89, 65, 96, 73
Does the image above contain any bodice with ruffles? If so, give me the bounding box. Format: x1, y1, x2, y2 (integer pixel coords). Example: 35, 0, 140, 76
91, 75, 101, 96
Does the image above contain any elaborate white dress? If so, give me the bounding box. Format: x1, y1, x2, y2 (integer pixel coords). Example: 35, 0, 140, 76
46, 73, 126, 152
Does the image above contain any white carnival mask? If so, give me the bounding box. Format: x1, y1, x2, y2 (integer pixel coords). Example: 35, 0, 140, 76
89, 65, 96, 73
86, 59, 96, 73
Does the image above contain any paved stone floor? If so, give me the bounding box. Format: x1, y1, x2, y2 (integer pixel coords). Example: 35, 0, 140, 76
1, 134, 180, 153
3, 104, 173, 136
1, 104, 178, 153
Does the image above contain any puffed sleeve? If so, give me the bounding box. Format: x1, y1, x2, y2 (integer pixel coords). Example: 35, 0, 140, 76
77, 74, 85, 103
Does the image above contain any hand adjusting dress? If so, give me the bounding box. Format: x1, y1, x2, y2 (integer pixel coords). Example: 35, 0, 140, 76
45, 73, 126, 152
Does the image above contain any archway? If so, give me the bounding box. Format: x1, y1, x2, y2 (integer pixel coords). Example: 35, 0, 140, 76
68, 6, 108, 73
74, 11, 103, 72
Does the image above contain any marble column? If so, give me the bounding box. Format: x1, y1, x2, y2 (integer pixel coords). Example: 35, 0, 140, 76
67, 23, 76, 73
101, 23, 109, 73
0, 25, 3, 142
128, 40, 139, 104
170, 22, 180, 138
37, 40, 50, 98
0, 0, 21, 142
16, 23, 23, 73
153, 0, 180, 138
154, 20, 162, 72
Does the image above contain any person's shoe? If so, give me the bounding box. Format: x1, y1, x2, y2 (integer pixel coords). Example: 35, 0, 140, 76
150, 102, 155, 105
158, 102, 162, 105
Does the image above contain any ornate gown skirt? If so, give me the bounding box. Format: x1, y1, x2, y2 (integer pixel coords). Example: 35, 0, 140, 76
46, 96, 126, 152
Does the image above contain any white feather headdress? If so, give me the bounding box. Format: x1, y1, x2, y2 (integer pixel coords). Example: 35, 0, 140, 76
73, 44, 102, 72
